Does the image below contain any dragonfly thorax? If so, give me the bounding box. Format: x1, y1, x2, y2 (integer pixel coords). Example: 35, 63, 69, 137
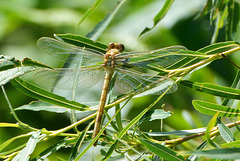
103, 43, 125, 68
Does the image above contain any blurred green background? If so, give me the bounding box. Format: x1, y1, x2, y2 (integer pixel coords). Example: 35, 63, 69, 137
0, 0, 239, 159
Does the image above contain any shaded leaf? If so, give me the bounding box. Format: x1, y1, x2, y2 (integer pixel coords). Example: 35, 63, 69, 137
217, 118, 235, 143
0, 66, 35, 86
193, 100, 240, 117
0, 55, 21, 71
30, 138, 68, 161
191, 148, 240, 160
139, 138, 186, 161
11, 78, 89, 111
12, 130, 42, 161
15, 101, 69, 113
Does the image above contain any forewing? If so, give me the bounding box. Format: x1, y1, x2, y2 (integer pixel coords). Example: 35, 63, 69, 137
116, 46, 205, 72
37, 37, 104, 66
33, 67, 104, 90
115, 68, 177, 97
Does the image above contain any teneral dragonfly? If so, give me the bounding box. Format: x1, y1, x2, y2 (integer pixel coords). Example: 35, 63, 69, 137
36, 37, 183, 145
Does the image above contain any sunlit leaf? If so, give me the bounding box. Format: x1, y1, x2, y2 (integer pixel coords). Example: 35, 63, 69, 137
56, 33, 107, 53
139, 109, 172, 124
86, 0, 127, 41
205, 112, 219, 148
140, 0, 174, 36
179, 80, 240, 99
221, 140, 240, 147
193, 100, 240, 117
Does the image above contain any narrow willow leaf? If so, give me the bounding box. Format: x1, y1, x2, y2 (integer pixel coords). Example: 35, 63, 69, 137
188, 141, 208, 161
21, 58, 53, 69
193, 100, 240, 117
12, 131, 42, 161
30, 138, 68, 161
0, 66, 35, 86
11, 78, 89, 111
179, 80, 240, 99
76, 0, 104, 28
140, 0, 174, 36
221, 140, 240, 147
86, 0, 127, 41
139, 109, 172, 124
217, 118, 235, 143
0, 55, 21, 71
146, 127, 206, 136
69, 121, 94, 161
102, 86, 173, 161
196, 41, 240, 55
56, 33, 107, 53
0, 133, 31, 152
15, 101, 70, 113
191, 148, 240, 159
206, 112, 219, 148
139, 139, 186, 161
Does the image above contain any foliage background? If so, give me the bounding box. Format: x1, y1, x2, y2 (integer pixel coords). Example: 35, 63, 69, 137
1, 0, 240, 160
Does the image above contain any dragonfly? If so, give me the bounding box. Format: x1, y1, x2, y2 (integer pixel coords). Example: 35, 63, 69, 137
36, 37, 184, 145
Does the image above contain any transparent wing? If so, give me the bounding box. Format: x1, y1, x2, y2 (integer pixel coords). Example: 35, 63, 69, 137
115, 67, 177, 97
33, 67, 104, 90
115, 46, 203, 70
37, 37, 104, 66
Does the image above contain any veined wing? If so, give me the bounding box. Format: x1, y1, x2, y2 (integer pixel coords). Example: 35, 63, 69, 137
115, 67, 177, 97
33, 67, 104, 90
115, 46, 206, 70
37, 37, 104, 67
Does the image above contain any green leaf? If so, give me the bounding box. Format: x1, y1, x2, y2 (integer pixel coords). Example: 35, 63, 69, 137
56, 33, 107, 53
221, 140, 240, 147
191, 148, 240, 160
0, 56, 52, 86
140, 0, 174, 36
86, 0, 127, 41
139, 109, 172, 124
146, 127, 206, 136
205, 112, 219, 148
0, 66, 36, 86
12, 130, 42, 161
15, 101, 70, 113
30, 138, 68, 161
21, 58, 53, 69
196, 41, 240, 55
217, 118, 235, 143
179, 80, 240, 99
0, 55, 21, 71
0, 133, 31, 152
139, 138, 186, 161
68, 121, 94, 161
76, 0, 104, 28
193, 100, 240, 117
11, 78, 89, 111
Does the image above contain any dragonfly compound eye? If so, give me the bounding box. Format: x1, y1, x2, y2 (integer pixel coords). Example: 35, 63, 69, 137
108, 42, 115, 50
118, 43, 125, 52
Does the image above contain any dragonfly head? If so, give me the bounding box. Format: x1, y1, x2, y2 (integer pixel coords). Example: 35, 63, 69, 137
108, 43, 125, 52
